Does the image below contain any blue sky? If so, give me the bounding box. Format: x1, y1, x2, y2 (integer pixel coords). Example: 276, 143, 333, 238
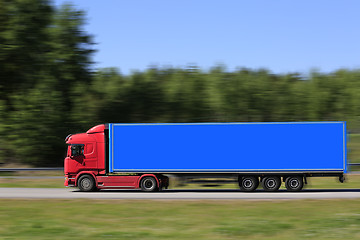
54, 0, 360, 74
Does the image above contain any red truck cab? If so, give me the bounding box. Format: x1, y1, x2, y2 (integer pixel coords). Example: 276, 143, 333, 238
64, 124, 168, 192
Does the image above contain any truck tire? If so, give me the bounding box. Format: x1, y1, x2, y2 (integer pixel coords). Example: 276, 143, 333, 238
78, 175, 96, 192
285, 176, 303, 191
262, 176, 281, 192
140, 177, 158, 192
239, 176, 259, 192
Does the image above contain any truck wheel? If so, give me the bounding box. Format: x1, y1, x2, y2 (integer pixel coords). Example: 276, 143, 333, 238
262, 176, 281, 192
239, 176, 259, 192
285, 176, 303, 191
140, 177, 158, 192
78, 175, 96, 192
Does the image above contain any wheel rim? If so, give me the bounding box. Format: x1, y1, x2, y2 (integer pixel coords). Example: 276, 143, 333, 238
289, 179, 299, 188
143, 179, 154, 189
266, 179, 276, 189
243, 179, 253, 188
81, 178, 91, 189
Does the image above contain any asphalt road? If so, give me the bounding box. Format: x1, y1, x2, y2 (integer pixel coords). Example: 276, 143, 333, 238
2, 188, 360, 200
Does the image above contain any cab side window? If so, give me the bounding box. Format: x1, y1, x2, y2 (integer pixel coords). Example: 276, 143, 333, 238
71, 144, 84, 157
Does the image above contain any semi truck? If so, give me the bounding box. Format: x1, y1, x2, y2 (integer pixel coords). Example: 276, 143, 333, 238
64, 122, 347, 192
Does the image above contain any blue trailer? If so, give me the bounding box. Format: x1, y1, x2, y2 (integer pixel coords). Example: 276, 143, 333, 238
107, 121, 346, 192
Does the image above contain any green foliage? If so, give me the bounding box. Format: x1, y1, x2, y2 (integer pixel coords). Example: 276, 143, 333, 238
0, 0, 93, 166
8, 85, 65, 166
78, 67, 360, 126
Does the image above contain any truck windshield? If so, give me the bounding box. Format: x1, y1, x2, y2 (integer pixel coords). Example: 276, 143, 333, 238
71, 144, 84, 157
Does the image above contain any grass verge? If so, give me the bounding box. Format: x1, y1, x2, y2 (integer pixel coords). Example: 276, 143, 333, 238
0, 178, 64, 188
0, 199, 360, 239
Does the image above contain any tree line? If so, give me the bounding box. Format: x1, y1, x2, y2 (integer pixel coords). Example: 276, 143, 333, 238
1, 0, 359, 166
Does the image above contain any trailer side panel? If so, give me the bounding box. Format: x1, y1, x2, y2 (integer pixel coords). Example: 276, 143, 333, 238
109, 122, 346, 173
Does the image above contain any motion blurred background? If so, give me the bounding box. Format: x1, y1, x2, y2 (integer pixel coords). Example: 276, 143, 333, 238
1, 0, 360, 167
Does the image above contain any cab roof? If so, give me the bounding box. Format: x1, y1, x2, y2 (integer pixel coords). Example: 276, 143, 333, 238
86, 124, 108, 134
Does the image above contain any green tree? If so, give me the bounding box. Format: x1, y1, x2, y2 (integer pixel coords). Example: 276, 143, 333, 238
0, 0, 94, 166
0, 0, 53, 105
8, 84, 65, 166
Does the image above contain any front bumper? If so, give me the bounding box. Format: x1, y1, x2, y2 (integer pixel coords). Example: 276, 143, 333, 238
64, 175, 76, 187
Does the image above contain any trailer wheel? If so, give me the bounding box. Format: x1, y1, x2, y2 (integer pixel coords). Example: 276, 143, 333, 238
239, 176, 259, 192
262, 176, 281, 192
140, 177, 158, 192
78, 175, 96, 192
285, 176, 303, 192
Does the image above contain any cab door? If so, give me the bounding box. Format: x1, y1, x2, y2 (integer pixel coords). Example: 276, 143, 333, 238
70, 143, 97, 170
83, 142, 97, 169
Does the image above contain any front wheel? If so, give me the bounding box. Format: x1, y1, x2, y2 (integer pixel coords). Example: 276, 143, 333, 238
140, 177, 158, 192
78, 175, 96, 192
